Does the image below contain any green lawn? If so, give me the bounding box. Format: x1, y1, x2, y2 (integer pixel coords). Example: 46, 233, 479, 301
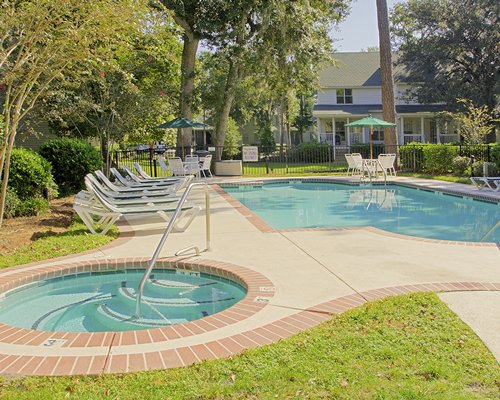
0, 221, 118, 268
2, 293, 498, 399
398, 173, 472, 185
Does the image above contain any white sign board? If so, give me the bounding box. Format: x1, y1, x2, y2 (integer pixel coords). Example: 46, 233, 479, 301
208, 146, 216, 152
242, 146, 259, 162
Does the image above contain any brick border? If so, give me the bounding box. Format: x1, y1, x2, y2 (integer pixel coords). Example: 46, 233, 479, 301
213, 181, 500, 247
0, 257, 274, 376
0, 279, 497, 375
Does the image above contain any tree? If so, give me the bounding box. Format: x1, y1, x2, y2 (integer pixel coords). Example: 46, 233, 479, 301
391, 0, 499, 119
0, 0, 139, 226
156, 0, 231, 154
442, 99, 497, 144
376, 0, 398, 151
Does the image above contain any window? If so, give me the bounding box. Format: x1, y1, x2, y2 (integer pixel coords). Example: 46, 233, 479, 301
372, 128, 384, 142
336, 89, 353, 104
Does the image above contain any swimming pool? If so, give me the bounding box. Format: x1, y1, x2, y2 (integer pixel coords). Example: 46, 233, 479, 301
0, 269, 246, 332
223, 181, 500, 242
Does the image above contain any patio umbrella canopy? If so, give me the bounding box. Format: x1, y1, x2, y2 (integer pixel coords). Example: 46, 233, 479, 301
345, 115, 396, 159
158, 118, 208, 157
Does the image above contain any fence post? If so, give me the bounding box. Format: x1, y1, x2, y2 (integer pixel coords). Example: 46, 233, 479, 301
149, 149, 154, 177
487, 145, 491, 162
265, 156, 269, 174
413, 145, 416, 172
153, 159, 157, 177
285, 147, 289, 174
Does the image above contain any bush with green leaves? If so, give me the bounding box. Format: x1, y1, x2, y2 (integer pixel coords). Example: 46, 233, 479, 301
3, 188, 21, 219
399, 143, 425, 172
350, 144, 386, 160
491, 143, 500, 169
288, 142, 331, 163
421, 144, 457, 174
472, 161, 498, 177
39, 139, 102, 195
8, 147, 58, 200
451, 156, 470, 176
16, 197, 50, 217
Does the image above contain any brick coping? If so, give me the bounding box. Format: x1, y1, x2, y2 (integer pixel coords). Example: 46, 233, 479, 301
0, 279, 498, 376
213, 180, 500, 247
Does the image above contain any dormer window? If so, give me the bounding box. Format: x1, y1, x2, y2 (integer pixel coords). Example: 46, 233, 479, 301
336, 89, 353, 104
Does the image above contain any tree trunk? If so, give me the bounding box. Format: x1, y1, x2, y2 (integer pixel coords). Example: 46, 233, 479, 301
214, 59, 241, 161
376, 0, 398, 155
178, 34, 200, 157
0, 118, 18, 227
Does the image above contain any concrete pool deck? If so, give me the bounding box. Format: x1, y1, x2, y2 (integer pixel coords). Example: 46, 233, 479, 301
0, 176, 498, 375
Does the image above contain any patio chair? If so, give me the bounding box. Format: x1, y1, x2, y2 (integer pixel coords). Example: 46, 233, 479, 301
132, 163, 183, 184
197, 154, 213, 178
345, 154, 361, 176
157, 158, 170, 174
184, 155, 200, 177
109, 168, 185, 191
378, 154, 396, 176
470, 177, 500, 192
351, 153, 364, 176
169, 157, 189, 177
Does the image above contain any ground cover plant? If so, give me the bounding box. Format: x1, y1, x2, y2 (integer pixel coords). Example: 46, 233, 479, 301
1, 293, 498, 399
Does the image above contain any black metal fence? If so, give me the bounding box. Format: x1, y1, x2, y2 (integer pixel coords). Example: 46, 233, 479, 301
112, 144, 495, 177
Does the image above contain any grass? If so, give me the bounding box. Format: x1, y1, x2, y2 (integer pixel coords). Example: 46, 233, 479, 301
2, 293, 498, 399
0, 221, 118, 268
398, 173, 472, 185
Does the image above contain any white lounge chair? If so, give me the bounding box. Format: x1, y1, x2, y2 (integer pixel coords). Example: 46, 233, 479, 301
351, 153, 363, 176
184, 155, 200, 177
75, 178, 200, 235
94, 171, 179, 195
109, 168, 184, 190
157, 158, 170, 174
378, 154, 396, 176
124, 165, 187, 186
470, 177, 500, 192
132, 163, 182, 184
87, 175, 180, 205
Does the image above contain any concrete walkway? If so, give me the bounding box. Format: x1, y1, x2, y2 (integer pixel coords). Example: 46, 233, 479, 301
0, 176, 498, 375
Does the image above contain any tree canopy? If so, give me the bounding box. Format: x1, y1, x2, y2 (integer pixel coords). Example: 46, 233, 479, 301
391, 0, 499, 115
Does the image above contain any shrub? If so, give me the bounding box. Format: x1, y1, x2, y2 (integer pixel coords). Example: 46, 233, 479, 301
288, 142, 331, 163
421, 144, 457, 174
399, 143, 425, 172
350, 144, 386, 160
491, 143, 500, 169
451, 156, 470, 176
472, 161, 498, 177
39, 139, 102, 195
3, 188, 21, 219
16, 197, 50, 217
8, 147, 58, 199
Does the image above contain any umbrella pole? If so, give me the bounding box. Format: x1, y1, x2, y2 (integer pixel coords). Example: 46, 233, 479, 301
370, 125, 373, 159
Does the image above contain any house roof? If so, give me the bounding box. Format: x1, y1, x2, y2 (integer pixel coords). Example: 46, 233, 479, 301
313, 104, 448, 115
319, 52, 414, 87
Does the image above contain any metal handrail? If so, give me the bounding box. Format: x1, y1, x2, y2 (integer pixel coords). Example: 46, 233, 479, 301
135, 182, 211, 318
361, 159, 387, 185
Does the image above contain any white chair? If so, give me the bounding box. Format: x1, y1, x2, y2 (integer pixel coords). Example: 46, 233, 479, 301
184, 155, 200, 177
197, 154, 213, 178
351, 153, 363, 176
470, 177, 500, 192
169, 157, 189, 177
157, 158, 170, 174
378, 154, 396, 176
125, 165, 187, 187
345, 154, 362, 176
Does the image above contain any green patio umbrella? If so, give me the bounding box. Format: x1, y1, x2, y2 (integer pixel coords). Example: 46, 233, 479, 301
345, 114, 396, 159
158, 118, 208, 157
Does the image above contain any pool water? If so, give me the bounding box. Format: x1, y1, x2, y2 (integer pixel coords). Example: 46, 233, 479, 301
0, 269, 246, 332
223, 182, 500, 242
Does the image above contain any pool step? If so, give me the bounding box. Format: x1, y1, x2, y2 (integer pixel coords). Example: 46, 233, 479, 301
96, 304, 187, 328
117, 285, 235, 307
148, 274, 218, 289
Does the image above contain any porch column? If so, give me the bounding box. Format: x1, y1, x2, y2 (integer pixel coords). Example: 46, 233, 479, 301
317, 118, 321, 143
420, 116, 425, 143
346, 117, 351, 146
436, 123, 441, 144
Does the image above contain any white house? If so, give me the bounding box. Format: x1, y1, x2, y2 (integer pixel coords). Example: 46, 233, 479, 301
313, 52, 459, 146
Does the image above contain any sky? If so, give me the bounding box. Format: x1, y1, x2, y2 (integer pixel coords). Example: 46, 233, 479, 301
331, 0, 405, 52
